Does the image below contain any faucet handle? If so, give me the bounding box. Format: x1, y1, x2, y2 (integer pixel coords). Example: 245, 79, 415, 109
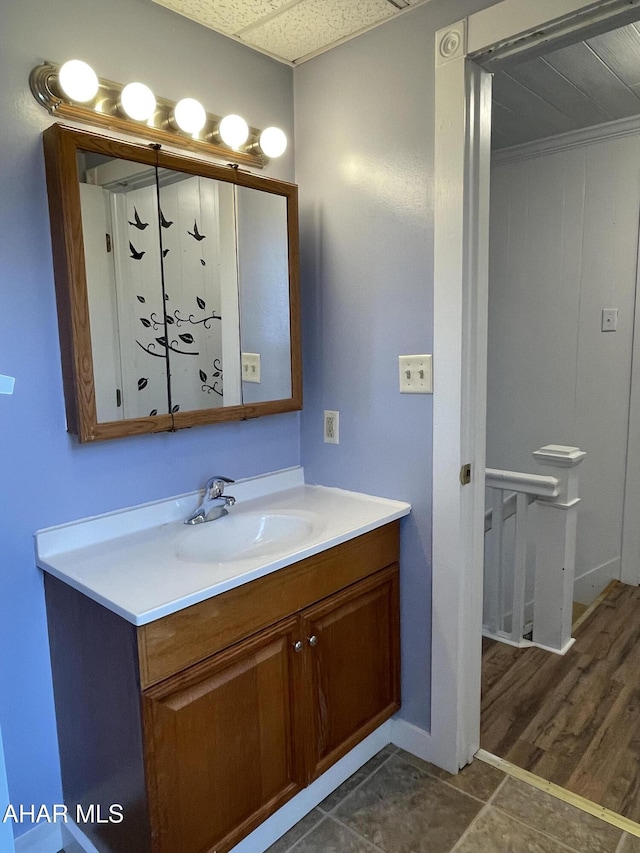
205, 476, 235, 498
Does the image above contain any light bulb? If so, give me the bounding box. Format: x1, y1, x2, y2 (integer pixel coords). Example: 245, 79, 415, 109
173, 98, 207, 135
218, 114, 249, 149
119, 82, 156, 122
259, 126, 287, 158
58, 60, 99, 103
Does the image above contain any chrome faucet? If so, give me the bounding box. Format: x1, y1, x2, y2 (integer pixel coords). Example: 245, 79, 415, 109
184, 476, 236, 524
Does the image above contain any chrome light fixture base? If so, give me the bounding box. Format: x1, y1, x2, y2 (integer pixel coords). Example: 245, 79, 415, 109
29, 62, 269, 169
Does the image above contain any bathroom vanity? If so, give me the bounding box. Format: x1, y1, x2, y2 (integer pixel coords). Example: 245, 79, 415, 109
37, 469, 410, 853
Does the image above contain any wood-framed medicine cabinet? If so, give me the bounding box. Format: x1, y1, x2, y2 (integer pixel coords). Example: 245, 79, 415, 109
43, 123, 302, 442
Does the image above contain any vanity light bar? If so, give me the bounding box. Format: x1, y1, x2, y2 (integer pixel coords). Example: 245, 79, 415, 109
29, 61, 288, 169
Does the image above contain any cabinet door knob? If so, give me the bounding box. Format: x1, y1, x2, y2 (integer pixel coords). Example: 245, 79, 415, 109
308, 635, 318, 647
293, 640, 303, 652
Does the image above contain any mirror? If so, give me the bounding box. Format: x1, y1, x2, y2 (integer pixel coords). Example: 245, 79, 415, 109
42, 123, 301, 442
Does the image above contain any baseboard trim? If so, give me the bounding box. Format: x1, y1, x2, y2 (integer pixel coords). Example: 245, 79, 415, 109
574, 557, 620, 605
13, 821, 62, 853
390, 718, 439, 765
230, 721, 393, 852
60, 820, 101, 853
45, 721, 402, 853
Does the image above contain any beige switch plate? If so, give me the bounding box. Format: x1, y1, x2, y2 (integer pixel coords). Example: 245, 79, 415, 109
399, 354, 432, 393
242, 352, 261, 383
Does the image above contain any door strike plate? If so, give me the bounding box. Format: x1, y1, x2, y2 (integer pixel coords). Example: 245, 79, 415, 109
460, 463, 471, 486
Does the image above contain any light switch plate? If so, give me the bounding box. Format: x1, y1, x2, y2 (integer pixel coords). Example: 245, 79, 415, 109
242, 352, 261, 383
601, 309, 618, 332
399, 355, 432, 393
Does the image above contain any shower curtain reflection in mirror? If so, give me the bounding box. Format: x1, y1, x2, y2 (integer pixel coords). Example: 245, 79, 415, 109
78, 153, 241, 423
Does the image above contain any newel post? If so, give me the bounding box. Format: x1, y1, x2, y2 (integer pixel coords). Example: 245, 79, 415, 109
531, 445, 586, 653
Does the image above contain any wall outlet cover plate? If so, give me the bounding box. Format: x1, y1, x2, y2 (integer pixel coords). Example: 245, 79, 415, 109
324, 410, 339, 444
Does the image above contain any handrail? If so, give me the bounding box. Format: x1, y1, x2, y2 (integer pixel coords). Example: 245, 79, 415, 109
486, 468, 560, 498
484, 491, 536, 533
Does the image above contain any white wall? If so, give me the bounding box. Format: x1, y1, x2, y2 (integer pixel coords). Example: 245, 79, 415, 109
487, 131, 640, 601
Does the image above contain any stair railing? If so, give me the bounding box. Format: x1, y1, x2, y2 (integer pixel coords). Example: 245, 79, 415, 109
484, 445, 586, 654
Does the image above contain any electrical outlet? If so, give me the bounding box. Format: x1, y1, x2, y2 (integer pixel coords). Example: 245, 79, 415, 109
242, 352, 261, 383
399, 355, 432, 393
324, 410, 339, 444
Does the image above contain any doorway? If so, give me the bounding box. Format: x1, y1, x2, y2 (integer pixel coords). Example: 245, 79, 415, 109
477, 11, 640, 821
430, 0, 640, 776
486, 29, 640, 607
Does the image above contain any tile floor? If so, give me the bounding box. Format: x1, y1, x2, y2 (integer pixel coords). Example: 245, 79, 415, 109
267, 746, 640, 853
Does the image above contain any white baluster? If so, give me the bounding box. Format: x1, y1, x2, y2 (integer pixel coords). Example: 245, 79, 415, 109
486, 488, 505, 635
510, 491, 528, 642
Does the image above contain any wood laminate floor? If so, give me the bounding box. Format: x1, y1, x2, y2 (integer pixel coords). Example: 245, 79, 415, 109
481, 581, 640, 822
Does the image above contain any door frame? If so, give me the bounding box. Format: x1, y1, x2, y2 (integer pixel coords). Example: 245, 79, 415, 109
432, 0, 640, 773
621, 218, 640, 584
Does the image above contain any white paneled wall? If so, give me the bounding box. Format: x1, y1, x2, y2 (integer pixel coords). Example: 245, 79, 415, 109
488, 131, 640, 602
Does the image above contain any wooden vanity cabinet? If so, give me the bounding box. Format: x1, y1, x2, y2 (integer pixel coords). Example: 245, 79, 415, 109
142, 617, 306, 853
45, 522, 400, 853
301, 567, 399, 783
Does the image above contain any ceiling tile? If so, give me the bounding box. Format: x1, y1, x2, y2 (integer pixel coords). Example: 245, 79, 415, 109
241, 0, 396, 62
150, 0, 294, 37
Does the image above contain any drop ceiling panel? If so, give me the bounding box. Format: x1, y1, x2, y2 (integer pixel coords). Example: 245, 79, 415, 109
240, 0, 396, 62
150, 0, 422, 63
150, 0, 294, 37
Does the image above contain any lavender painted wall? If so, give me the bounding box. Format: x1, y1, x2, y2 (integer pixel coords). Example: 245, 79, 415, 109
295, 0, 497, 732
1, 0, 512, 837
0, 0, 295, 838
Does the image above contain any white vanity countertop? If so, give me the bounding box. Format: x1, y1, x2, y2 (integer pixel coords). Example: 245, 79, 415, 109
35, 467, 411, 626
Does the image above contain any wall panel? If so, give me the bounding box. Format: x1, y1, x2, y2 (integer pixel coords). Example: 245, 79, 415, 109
487, 132, 640, 599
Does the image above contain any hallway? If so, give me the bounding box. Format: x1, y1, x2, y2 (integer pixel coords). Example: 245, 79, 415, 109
482, 582, 640, 821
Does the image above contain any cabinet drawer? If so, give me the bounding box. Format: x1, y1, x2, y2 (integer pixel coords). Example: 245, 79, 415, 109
137, 521, 399, 688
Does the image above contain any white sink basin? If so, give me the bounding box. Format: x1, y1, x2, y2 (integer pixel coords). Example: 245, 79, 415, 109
35, 469, 411, 624
176, 511, 319, 564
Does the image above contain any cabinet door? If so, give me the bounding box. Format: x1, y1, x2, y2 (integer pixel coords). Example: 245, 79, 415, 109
302, 566, 400, 782
142, 617, 304, 853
